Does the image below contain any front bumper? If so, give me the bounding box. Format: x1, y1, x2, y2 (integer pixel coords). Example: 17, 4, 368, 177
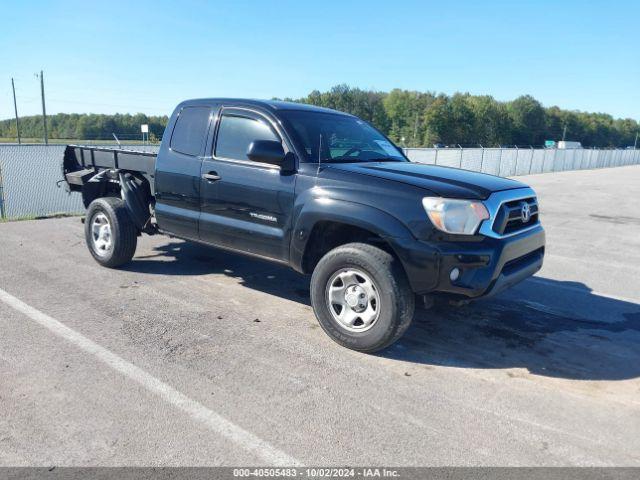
392, 225, 545, 298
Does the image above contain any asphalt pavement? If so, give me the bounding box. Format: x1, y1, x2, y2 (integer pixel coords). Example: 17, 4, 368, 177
0, 165, 639, 466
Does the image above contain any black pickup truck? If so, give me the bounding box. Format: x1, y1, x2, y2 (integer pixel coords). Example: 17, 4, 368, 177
63, 99, 545, 352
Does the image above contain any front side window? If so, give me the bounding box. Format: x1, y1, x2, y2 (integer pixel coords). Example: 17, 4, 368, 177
279, 110, 406, 163
215, 114, 280, 161
170, 106, 211, 156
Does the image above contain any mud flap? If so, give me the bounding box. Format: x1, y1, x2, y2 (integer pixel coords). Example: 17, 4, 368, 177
119, 172, 151, 230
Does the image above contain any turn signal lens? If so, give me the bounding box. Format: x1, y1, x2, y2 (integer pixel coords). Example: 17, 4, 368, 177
422, 197, 489, 235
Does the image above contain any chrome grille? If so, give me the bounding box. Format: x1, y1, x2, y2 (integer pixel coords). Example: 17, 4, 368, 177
492, 197, 539, 235
478, 187, 542, 239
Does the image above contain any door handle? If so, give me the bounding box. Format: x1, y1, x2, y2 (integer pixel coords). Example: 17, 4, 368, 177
202, 172, 221, 182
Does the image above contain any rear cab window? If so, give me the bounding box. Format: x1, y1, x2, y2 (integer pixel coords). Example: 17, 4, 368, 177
215, 114, 279, 161
170, 106, 211, 156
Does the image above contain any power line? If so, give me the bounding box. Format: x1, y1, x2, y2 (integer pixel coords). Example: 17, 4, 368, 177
44, 97, 166, 110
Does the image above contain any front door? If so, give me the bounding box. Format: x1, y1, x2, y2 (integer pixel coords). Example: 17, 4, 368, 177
199, 108, 296, 261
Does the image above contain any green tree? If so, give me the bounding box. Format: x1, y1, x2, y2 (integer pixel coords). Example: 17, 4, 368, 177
383, 89, 435, 146
506, 95, 546, 145
301, 84, 390, 133
1, 87, 637, 148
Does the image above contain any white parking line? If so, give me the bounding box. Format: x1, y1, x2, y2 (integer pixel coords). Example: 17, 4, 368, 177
0, 287, 301, 466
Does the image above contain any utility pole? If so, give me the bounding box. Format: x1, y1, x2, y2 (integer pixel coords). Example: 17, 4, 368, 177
11, 78, 21, 144
561, 124, 567, 142
634, 131, 638, 150
38, 70, 48, 145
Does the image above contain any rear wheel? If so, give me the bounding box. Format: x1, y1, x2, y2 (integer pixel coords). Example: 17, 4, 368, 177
310, 242, 414, 352
85, 197, 138, 268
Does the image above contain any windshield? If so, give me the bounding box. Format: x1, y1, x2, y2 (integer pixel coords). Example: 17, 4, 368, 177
279, 110, 407, 163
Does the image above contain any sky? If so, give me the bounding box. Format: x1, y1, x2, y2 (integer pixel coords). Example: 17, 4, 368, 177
1, 0, 638, 121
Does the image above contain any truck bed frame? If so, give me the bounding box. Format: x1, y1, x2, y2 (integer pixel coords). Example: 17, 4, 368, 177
63, 145, 157, 192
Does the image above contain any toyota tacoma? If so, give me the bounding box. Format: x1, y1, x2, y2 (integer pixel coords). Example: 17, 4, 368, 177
62, 99, 545, 352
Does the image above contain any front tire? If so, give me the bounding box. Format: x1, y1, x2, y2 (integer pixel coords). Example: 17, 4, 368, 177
85, 197, 138, 268
310, 242, 414, 353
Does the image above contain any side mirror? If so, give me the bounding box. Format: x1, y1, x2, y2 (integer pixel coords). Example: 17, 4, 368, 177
247, 140, 285, 165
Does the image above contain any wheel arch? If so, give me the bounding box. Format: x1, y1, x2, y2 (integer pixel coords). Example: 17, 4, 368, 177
290, 198, 414, 275
82, 170, 154, 232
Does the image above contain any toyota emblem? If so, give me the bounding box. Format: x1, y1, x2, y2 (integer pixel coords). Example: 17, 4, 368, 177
521, 202, 531, 223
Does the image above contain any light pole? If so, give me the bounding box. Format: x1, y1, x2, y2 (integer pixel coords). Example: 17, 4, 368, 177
35, 70, 48, 145
11, 78, 21, 144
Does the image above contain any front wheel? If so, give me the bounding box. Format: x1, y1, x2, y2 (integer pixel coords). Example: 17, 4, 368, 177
310, 243, 415, 352
85, 197, 138, 268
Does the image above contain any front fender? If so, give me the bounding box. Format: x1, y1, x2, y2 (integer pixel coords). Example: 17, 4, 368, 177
290, 196, 413, 271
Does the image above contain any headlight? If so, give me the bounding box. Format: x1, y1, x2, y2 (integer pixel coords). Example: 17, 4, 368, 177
422, 197, 490, 235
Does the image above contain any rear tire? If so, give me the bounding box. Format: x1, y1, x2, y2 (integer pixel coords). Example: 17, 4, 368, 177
310, 242, 414, 353
85, 197, 138, 268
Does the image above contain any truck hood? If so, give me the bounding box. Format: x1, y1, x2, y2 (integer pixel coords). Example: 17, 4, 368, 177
326, 162, 526, 199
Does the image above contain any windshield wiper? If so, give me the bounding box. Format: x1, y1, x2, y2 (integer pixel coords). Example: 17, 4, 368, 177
323, 156, 404, 164
363, 157, 405, 162
321, 157, 360, 163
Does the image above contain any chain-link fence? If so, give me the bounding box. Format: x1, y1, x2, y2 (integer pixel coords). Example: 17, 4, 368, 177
0, 144, 638, 220
403, 146, 640, 175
